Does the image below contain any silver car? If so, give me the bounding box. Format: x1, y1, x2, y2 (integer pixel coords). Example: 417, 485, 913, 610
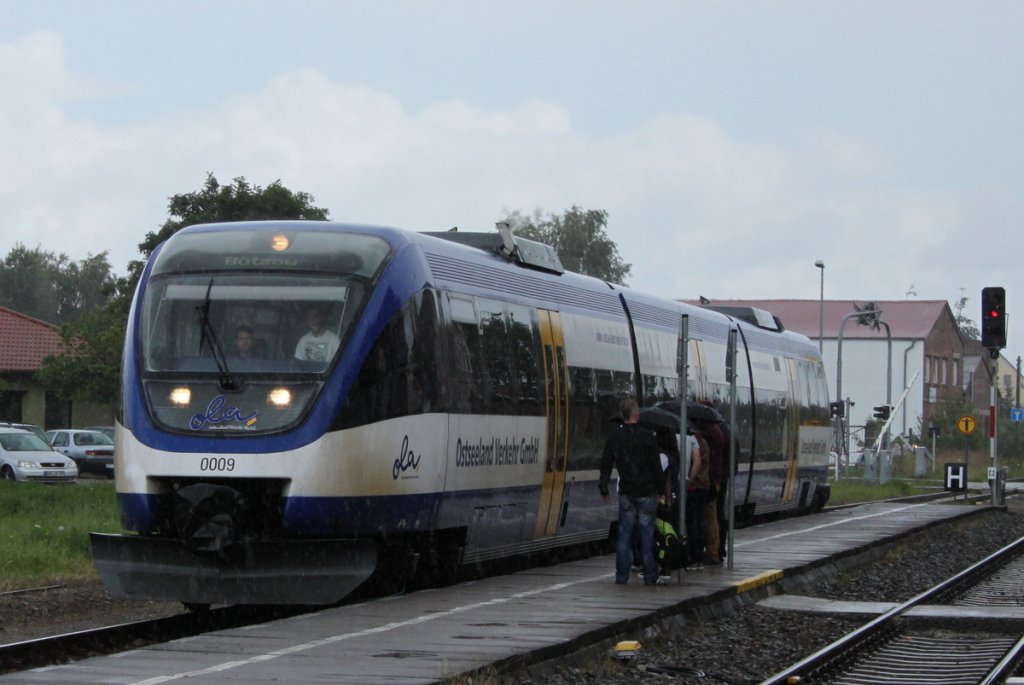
85, 425, 115, 441
0, 428, 78, 483
0, 422, 49, 444
45, 429, 115, 478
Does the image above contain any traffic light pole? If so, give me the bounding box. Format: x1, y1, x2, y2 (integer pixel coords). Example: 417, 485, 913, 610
991, 353, 1001, 507
981, 287, 1006, 506
868, 371, 919, 457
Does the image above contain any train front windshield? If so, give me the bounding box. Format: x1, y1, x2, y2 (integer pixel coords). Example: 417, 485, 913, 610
136, 228, 391, 435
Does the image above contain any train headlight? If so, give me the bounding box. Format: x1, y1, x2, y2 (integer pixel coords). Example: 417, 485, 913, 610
271, 234, 290, 251
268, 388, 292, 407
169, 387, 192, 406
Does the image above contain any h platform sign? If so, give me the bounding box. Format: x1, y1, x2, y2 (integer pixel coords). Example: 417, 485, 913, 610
944, 463, 967, 492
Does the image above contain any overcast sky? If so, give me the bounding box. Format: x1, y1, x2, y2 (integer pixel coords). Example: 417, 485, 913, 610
2, 2, 1022, 365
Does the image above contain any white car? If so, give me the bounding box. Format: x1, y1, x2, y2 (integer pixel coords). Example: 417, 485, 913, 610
0, 428, 78, 484
45, 429, 115, 478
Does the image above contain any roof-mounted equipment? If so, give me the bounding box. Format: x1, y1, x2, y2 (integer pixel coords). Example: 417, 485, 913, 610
699, 305, 784, 332
424, 223, 564, 275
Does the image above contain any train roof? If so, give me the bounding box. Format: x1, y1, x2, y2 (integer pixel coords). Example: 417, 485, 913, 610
403, 226, 819, 357
166, 221, 818, 356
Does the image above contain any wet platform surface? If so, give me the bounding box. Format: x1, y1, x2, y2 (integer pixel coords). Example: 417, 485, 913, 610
0, 500, 992, 684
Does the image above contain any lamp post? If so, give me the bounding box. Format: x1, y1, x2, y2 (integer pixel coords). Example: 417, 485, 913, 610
815, 260, 825, 352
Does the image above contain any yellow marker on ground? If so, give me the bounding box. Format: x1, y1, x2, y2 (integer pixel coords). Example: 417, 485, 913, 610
734, 570, 784, 593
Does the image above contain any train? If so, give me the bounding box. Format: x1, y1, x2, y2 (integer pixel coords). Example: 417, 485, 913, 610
91, 220, 832, 606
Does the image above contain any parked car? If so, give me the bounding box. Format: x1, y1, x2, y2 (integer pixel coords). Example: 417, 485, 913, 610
0, 422, 50, 444
45, 429, 115, 478
0, 427, 78, 483
85, 426, 115, 441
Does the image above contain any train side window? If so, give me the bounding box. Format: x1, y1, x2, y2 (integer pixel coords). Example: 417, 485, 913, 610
507, 303, 543, 415
337, 290, 444, 429
571, 367, 595, 403
448, 294, 487, 414
643, 375, 675, 406
567, 366, 603, 470
613, 370, 634, 399
595, 369, 614, 400
479, 299, 511, 415
412, 290, 442, 413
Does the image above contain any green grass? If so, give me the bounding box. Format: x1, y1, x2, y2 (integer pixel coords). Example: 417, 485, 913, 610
0, 479, 122, 589
827, 444, 1024, 506
827, 478, 922, 505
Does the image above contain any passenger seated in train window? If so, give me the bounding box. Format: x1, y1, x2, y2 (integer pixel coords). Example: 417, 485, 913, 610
232, 325, 265, 358
294, 304, 340, 363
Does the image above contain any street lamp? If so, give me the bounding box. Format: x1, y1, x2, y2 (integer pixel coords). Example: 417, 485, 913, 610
815, 260, 825, 352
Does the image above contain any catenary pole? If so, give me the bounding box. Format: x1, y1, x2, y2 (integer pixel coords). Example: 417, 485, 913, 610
726, 326, 737, 571
676, 315, 689, 583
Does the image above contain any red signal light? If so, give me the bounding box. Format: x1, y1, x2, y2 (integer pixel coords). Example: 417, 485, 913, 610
981, 287, 1006, 348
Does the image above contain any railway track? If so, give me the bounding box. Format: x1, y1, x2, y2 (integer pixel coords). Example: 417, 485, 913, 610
759, 535, 1024, 685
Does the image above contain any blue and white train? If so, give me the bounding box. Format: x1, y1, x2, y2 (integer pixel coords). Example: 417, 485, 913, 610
91, 221, 832, 606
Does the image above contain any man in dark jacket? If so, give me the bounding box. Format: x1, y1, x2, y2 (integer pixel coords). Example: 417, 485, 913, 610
599, 398, 666, 585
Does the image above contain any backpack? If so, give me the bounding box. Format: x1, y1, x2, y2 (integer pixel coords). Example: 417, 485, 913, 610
654, 517, 687, 571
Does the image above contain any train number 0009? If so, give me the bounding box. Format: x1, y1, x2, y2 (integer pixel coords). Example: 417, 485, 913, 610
199, 457, 236, 472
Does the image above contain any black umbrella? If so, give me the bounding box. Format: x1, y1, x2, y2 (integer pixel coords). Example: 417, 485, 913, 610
654, 400, 725, 425
638, 406, 698, 435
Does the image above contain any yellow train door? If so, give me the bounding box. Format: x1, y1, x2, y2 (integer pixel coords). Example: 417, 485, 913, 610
782, 358, 801, 502
534, 310, 570, 538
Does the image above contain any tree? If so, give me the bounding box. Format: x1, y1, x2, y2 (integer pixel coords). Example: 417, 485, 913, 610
36, 300, 127, 404
53, 252, 119, 324
953, 291, 980, 342
0, 244, 117, 324
40, 173, 330, 403
0, 244, 60, 322
503, 206, 632, 285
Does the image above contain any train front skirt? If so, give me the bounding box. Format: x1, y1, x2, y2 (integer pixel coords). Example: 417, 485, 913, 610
90, 533, 378, 605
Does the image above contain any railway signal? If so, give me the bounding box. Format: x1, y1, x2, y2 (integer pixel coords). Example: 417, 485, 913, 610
981, 286, 1006, 349
829, 401, 844, 418
873, 405, 891, 421
980, 287, 1007, 506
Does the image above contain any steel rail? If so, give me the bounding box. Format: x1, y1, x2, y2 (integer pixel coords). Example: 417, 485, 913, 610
758, 534, 1024, 685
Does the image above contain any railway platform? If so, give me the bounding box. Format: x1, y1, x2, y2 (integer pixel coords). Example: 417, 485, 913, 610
0, 499, 999, 685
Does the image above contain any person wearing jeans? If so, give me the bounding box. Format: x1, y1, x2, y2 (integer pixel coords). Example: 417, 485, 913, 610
599, 398, 666, 585
615, 491, 659, 583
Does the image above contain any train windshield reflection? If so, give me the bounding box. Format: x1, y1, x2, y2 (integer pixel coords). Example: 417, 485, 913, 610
140, 274, 357, 374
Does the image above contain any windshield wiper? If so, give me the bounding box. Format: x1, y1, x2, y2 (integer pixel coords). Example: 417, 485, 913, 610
196, 279, 237, 390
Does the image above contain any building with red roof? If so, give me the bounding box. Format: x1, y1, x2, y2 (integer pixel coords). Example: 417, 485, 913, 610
687, 299, 1002, 449
0, 306, 111, 429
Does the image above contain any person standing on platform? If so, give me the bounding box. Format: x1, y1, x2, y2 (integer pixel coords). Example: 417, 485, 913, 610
685, 429, 711, 570
656, 429, 681, 514
599, 398, 667, 586
699, 417, 726, 565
